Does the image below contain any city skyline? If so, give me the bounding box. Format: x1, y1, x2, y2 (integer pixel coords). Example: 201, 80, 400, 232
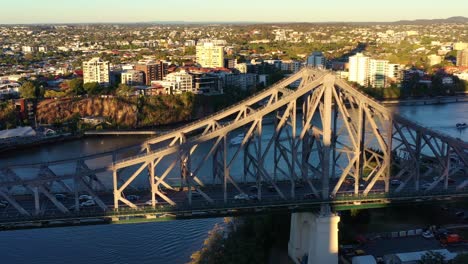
0, 0, 467, 24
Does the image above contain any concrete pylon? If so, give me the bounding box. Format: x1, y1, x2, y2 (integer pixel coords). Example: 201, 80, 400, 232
288, 212, 340, 264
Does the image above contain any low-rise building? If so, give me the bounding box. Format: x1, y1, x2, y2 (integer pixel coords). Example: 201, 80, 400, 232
121, 70, 144, 85
152, 70, 193, 94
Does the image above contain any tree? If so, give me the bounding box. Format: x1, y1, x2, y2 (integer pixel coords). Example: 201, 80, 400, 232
19, 81, 39, 99
83, 82, 103, 95
67, 78, 84, 95
116, 84, 134, 97
453, 253, 468, 264
44, 90, 67, 98
418, 251, 445, 264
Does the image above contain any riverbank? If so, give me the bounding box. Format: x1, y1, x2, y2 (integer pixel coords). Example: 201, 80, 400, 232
381, 95, 468, 106
0, 133, 82, 154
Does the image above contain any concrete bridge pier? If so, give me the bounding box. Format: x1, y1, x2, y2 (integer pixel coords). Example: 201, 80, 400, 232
288, 212, 340, 264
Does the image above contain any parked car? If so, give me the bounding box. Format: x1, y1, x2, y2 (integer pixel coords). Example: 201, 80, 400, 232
234, 193, 250, 200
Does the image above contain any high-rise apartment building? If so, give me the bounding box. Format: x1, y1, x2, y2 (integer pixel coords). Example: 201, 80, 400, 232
135, 60, 168, 85
348, 53, 370, 86
369, 59, 389, 88
83, 58, 110, 86
457, 49, 468, 67
349, 53, 400, 88
196, 43, 224, 68
307, 51, 326, 69
453, 42, 468, 51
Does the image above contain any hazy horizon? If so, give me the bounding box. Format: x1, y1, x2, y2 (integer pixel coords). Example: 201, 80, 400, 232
0, 0, 467, 24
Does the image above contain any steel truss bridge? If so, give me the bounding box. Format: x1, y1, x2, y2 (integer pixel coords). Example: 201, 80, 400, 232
0, 68, 467, 228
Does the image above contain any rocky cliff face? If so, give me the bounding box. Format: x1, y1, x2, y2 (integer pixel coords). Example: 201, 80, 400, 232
37, 97, 138, 127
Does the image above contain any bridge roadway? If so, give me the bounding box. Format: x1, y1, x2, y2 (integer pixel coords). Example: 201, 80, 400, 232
0, 177, 467, 229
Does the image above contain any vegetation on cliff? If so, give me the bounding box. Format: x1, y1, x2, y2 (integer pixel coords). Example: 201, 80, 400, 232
189, 214, 291, 264
37, 97, 138, 128
0, 102, 17, 130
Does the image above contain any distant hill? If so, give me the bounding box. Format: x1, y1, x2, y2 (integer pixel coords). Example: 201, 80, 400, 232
393, 16, 468, 25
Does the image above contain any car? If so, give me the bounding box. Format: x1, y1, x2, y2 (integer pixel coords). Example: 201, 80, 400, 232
249, 185, 258, 193
455, 211, 465, 217
190, 191, 203, 197
421, 183, 432, 190
80, 199, 95, 207
295, 182, 304, 189
422, 230, 434, 239
248, 194, 258, 200
79, 194, 93, 201
391, 179, 402, 186
344, 176, 355, 185
127, 195, 140, 201
145, 200, 158, 206
54, 194, 67, 200
234, 193, 250, 200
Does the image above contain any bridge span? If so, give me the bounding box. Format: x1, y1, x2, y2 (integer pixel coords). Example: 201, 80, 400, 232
0, 68, 467, 262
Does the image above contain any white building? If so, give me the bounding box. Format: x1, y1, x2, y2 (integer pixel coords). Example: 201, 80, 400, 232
121, 70, 144, 86
307, 51, 326, 69
83, 58, 110, 86
235, 63, 248, 73
22, 46, 38, 53
152, 70, 193, 94
196, 43, 224, 68
427, 54, 442, 66
369, 59, 389, 88
348, 53, 370, 86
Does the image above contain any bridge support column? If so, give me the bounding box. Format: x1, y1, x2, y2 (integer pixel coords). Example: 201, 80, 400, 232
288, 212, 340, 264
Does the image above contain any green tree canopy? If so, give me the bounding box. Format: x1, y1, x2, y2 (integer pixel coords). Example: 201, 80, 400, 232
83, 82, 103, 95
67, 78, 84, 95
19, 81, 43, 99
116, 83, 134, 97
453, 253, 468, 264
418, 251, 445, 264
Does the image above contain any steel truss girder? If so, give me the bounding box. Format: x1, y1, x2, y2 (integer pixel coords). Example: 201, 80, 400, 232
1, 69, 467, 219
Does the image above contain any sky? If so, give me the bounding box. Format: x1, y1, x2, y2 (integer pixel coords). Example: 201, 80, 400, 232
0, 0, 467, 24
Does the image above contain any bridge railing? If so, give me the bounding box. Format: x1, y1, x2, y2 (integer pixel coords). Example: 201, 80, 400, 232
1, 187, 468, 225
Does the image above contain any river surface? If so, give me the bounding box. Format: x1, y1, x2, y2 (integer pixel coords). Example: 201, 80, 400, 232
0, 102, 466, 264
